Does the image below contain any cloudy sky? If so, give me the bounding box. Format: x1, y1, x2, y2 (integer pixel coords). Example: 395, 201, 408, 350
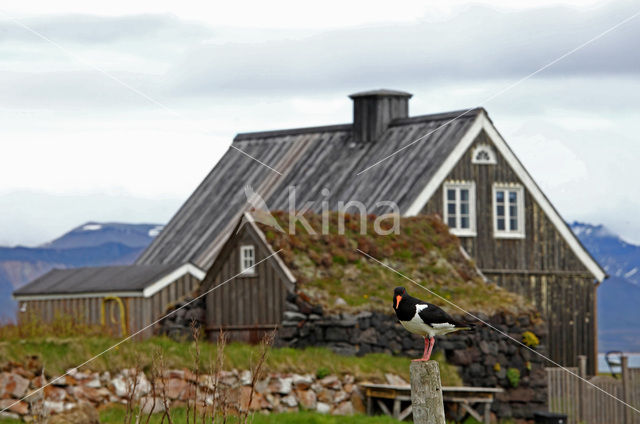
1, 0, 639, 246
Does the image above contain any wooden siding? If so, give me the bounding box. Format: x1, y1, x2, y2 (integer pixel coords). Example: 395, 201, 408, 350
203, 224, 289, 342
17, 273, 200, 340
421, 130, 597, 373
145, 273, 200, 338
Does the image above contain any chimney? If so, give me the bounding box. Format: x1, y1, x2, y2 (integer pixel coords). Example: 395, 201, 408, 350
349, 89, 412, 143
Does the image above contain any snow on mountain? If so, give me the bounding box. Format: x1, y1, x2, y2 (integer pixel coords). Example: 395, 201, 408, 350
570, 221, 640, 287
0, 222, 162, 321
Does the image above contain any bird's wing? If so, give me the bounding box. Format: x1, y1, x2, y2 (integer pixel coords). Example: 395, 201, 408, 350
417, 303, 467, 327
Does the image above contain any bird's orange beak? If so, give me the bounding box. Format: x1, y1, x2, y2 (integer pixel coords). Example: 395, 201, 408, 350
395, 295, 402, 309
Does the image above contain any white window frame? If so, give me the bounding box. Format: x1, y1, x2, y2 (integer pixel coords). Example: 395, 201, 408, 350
471, 144, 497, 165
239, 245, 256, 275
492, 184, 525, 239
442, 181, 476, 237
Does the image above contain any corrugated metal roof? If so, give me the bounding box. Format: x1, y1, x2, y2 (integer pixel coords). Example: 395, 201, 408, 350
13, 263, 182, 295
136, 109, 482, 269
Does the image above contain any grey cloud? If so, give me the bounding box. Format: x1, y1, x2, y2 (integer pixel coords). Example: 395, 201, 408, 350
0, 13, 213, 44
168, 1, 640, 96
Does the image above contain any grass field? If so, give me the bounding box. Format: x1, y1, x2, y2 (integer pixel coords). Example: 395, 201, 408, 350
0, 335, 462, 386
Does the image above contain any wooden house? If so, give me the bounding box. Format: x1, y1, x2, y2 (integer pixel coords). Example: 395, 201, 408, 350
136, 89, 606, 373
199, 212, 296, 343
13, 263, 204, 338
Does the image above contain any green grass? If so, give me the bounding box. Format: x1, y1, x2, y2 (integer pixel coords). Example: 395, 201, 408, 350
0, 336, 462, 386
96, 405, 401, 423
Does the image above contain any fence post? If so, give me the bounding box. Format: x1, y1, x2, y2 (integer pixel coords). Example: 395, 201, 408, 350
578, 355, 587, 423
410, 361, 446, 424
622, 355, 631, 424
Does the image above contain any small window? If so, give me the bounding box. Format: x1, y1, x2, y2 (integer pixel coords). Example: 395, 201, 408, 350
443, 181, 476, 236
472, 144, 496, 164
493, 184, 525, 238
240, 245, 256, 275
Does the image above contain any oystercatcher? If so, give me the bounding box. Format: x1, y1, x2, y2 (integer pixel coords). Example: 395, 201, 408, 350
393, 287, 472, 361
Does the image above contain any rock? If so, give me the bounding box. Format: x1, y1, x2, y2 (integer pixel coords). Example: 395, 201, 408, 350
277, 326, 298, 339
317, 388, 334, 403
292, 374, 314, 390
316, 402, 331, 414
297, 389, 317, 409
163, 378, 190, 400
44, 385, 67, 402
238, 387, 268, 411
384, 373, 408, 386
139, 396, 166, 414
328, 343, 356, 356
355, 327, 377, 345
334, 390, 349, 403
70, 385, 103, 403
240, 370, 252, 386
0, 412, 19, 420
281, 394, 298, 408
0, 372, 30, 398
319, 375, 341, 390
350, 389, 366, 414
332, 400, 354, 415
325, 327, 350, 342
334, 297, 347, 307
269, 376, 292, 395
109, 376, 128, 397
45, 402, 99, 424
507, 387, 535, 402
0, 399, 29, 415
283, 311, 307, 321
43, 401, 65, 414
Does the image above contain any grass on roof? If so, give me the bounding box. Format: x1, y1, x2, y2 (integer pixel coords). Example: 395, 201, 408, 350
258, 211, 532, 316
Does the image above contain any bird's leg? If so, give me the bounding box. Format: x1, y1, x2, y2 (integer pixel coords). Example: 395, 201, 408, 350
425, 337, 435, 360
413, 337, 430, 362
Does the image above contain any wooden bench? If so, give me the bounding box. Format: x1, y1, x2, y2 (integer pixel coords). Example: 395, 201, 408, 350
361, 383, 503, 423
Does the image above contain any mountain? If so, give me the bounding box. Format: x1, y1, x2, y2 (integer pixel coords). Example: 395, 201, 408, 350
570, 222, 640, 352
571, 222, 640, 286
0, 222, 162, 321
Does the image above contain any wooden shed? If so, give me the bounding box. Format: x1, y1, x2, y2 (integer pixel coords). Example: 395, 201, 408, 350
199, 212, 295, 343
13, 263, 204, 338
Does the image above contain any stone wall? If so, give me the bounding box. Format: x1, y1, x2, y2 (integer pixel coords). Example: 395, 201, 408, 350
276, 296, 548, 420
0, 360, 372, 421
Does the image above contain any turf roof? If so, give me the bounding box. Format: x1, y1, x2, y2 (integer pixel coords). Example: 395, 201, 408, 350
256, 211, 534, 316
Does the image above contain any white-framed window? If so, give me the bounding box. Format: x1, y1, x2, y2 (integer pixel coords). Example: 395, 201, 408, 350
493, 184, 525, 238
443, 181, 476, 236
471, 144, 496, 165
240, 245, 256, 275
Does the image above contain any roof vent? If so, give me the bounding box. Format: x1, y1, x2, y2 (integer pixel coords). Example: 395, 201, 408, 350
349, 89, 412, 143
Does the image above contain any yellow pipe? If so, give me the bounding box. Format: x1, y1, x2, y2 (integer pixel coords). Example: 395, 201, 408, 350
100, 296, 128, 337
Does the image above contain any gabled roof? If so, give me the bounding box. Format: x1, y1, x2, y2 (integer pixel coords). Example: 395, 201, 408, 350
136, 109, 482, 269
135, 96, 605, 283
13, 263, 205, 299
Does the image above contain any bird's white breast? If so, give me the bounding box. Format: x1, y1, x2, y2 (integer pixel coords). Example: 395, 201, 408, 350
399, 304, 457, 338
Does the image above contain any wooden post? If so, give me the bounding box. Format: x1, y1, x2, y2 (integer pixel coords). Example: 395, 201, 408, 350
621, 355, 632, 424
410, 361, 446, 424
578, 355, 587, 423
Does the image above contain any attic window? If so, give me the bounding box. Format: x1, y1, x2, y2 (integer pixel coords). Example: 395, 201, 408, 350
240, 245, 256, 275
472, 145, 496, 165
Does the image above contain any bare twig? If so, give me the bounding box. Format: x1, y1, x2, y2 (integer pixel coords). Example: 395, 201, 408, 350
241, 330, 276, 424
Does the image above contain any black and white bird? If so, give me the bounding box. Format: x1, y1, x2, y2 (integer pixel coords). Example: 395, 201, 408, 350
393, 287, 472, 361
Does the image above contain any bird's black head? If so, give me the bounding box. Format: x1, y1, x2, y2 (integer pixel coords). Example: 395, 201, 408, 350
393, 287, 407, 310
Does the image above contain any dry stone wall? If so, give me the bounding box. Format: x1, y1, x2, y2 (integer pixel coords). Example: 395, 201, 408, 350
276, 297, 549, 420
